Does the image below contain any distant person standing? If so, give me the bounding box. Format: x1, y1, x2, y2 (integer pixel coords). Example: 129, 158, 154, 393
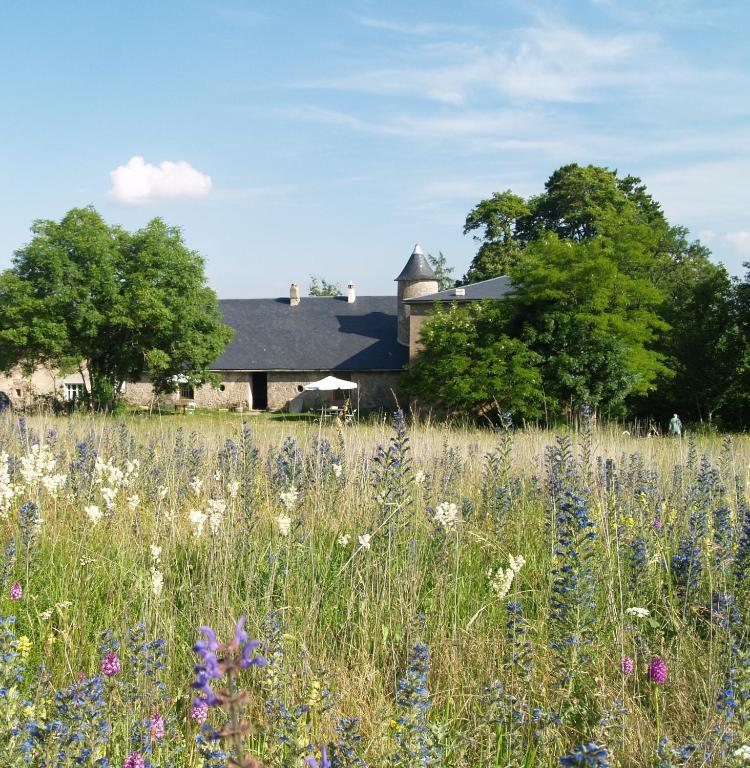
669, 413, 682, 437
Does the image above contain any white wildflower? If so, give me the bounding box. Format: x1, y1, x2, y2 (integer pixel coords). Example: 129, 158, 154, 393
433, 501, 459, 531
189, 477, 204, 496
279, 486, 299, 512
126, 494, 140, 511
489, 567, 515, 600
734, 745, 750, 761
508, 554, 526, 573
94, 456, 125, 489
150, 544, 162, 563
228, 480, 240, 499
0, 452, 15, 518
213, 470, 222, 482
150, 567, 164, 598
207, 499, 226, 533
157, 485, 169, 500
277, 514, 292, 537
101, 486, 117, 511
41, 473, 67, 496
337, 534, 351, 547
39, 609, 53, 621
414, 470, 426, 486
358, 533, 372, 550
85, 505, 103, 526
331, 463, 343, 479
189, 509, 207, 537
19, 444, 57, 487
124, 459, 140, 480
625, 607, 650, 618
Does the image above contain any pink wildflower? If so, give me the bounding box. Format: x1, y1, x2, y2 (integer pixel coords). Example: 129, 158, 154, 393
150, 711, 165, 740
190, 698, 209, 723
649, 656, 668, 685
123, 753, 145, 768
653, 518, 663, 530
620, 656, 634, 675
101, 651, 121, 677
9, 581, 22, 600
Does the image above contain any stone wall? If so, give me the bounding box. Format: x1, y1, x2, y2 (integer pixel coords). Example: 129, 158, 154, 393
123, 373, 251, 411
407, 304, 433, 362
1, 365, 403, 413
349, 371, 403, 411
267, 371, 324, 412
266, 371, 403, 413
0, 366, 88, 408
397, 278, 439, 346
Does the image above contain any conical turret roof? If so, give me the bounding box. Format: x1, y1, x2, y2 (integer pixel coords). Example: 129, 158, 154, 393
395, 244, 436, 281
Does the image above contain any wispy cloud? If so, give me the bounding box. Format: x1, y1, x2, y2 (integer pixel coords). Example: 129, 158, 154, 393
302, 19, 657, 106
109, 156, 212, 205
355, 15, 480, 37
726, 231, 750, 255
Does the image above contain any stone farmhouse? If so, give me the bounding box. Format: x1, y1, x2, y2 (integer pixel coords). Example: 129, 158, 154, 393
0, 246, 512, 412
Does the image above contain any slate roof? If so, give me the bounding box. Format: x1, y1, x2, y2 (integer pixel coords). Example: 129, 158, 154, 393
404, 275, 514, 304
395, 246, 436, 281
212, 297, 408, 372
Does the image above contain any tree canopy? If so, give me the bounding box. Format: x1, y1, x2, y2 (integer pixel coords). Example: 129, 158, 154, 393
426, 251, 455, 291
402, 301, 543, 420
308, 276, 342, 296
0, 207, 233, 409
409, 164, 743, 425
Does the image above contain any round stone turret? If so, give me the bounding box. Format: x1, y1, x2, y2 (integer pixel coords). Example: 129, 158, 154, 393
395, 244, 439, 346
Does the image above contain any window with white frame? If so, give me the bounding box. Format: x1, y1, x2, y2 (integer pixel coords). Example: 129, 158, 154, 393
64, 383, 85, 402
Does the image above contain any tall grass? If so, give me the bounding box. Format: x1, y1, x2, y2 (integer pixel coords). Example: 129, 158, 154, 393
1, 411, 748, 766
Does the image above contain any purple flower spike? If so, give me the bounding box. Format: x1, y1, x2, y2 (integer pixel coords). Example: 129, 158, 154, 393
653, 518, 663, 530
620, 656, 634, 675
101, 651, 121, 677
124, 752, 146, 768
649, 656, 668, 685
306, 746, 331, 768
234, 616, 249, 646
192, 671, 219, 706
195, 626, 219, 655
240, 639, 267, 669
9, 581, 22, 600
150, 711, 165, 740
190, 698, 209, 723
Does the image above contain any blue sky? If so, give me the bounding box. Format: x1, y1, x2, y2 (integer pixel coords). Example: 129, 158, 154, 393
1, 0, 748, 297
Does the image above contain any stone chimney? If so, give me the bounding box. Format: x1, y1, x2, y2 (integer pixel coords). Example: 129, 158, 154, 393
395, 244, 439, 347
347, 282, 356, 303
290, 282, 300, 306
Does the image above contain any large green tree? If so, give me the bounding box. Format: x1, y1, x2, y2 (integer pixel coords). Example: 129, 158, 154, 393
413, 164, 714, 421
402, 301, 543, 419
632, 232, 741, 426
0, 207, 233, 409
507, 235, 669, 416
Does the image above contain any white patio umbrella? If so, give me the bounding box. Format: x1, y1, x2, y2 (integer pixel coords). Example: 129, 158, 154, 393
304, 376, 357, 391
304, 376, 358, 417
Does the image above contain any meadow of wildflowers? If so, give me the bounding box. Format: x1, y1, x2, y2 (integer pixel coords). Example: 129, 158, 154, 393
1, 411, 750, 766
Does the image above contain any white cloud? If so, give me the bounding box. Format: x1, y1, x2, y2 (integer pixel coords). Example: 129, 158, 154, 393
726, 231, 750, 255
355, 16, 479, 37
302, 20, 656, 105
109, 156, 212, 205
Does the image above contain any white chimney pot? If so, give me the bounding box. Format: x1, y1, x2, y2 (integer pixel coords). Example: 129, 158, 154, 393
347, 282, 356, 303
290, 282, 300, 306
